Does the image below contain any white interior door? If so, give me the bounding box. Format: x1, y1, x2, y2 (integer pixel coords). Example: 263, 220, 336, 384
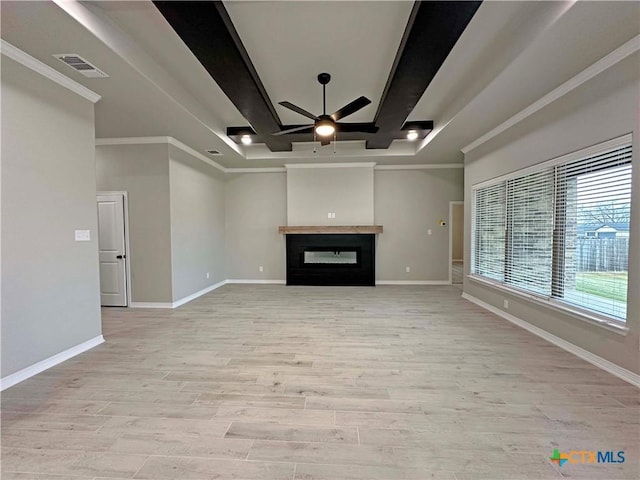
97, 194, 127, 306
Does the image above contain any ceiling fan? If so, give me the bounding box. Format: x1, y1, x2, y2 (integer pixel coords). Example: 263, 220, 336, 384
273, 73, 378, 146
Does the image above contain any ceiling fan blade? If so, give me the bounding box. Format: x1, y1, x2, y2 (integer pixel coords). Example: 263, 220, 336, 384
278, 101, 319, 121
336, 122, 379, 134
272, 124, 314, 136
330, 96, 371, 121
319, 137, 331, 146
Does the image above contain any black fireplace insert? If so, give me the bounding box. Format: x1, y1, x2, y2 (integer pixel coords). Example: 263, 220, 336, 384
285, 234, 375, 286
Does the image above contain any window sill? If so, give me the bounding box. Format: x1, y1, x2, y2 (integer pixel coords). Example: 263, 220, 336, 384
466, 275, 629, 336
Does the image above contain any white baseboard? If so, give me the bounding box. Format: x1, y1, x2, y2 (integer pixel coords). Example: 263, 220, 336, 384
172, 280, 227, 308
129, 302, 174, 308
130, 280, 228, 309
376, 280, 450, 285
461, 292, 640, 388
0, 335, 105, 391
226, 279, 286, 284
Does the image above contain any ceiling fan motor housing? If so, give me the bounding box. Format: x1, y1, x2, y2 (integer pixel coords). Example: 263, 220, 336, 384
273, 72, 373, 140
317, 73, 331, 85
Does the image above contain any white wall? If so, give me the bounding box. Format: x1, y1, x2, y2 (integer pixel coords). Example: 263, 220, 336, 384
225, 172, 287, 280
464, 53, 639, 374
169, 146, 226, 300
1, 58, 102, 378
96, 143, 173, 303
375, 169, 464, 281
286, 165, 374, 225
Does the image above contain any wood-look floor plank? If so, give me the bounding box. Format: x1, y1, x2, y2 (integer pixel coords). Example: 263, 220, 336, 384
1, 284, 637, 479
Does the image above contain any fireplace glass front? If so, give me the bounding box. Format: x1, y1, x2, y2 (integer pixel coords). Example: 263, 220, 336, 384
303, 250, 358, 265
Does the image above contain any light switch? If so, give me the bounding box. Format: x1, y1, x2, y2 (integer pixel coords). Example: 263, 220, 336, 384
427, 229, 432, 235
75, 229, 90, 241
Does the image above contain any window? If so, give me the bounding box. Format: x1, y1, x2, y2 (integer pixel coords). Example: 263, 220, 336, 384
472, 183, 506, 282
505, 170, 555, 295
471, 137, 632, 322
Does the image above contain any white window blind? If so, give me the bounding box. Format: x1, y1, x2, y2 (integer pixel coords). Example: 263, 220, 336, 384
472, 182, 506, 282
471, 138, 632, 322
505, 169, 555, 295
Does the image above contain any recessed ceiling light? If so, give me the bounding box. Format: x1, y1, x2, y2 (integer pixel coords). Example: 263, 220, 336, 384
406, 130, 419, 141
241, 135, 252, 145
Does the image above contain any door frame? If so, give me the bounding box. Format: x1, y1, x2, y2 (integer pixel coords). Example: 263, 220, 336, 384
448, 200, 464, 284
97, 191, 131, 306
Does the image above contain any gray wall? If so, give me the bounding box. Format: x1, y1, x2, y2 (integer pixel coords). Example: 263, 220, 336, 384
96, 144, 173, 303
286, 165, 374, 225
375, 169, 464, 281
464, 53, 639, 373
225, 172, 287, 280
223, 168, 464, 283
1, 58, 102, 377
169, 146, 226, 300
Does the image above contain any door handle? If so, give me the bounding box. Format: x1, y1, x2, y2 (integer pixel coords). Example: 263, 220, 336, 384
116, 255, 126, 259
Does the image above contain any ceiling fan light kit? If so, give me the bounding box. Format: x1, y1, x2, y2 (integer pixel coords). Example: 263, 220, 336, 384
273, 72, 374, 147
315, 117, 335, 137
224, 74, 433, 150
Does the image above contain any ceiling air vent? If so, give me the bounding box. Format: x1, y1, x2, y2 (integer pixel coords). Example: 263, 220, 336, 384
206, 149, 221, 156
53, 54, 109, 78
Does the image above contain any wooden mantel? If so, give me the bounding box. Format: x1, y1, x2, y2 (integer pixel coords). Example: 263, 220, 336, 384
278, 225, 383, 234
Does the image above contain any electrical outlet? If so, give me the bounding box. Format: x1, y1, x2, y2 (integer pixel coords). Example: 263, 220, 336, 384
503, 299, 509, 309
327, 212, 332, 218
405, 266, 411, 273
75, 229, 90, 241
259, 266, 263, 272
206, 272, 210, 279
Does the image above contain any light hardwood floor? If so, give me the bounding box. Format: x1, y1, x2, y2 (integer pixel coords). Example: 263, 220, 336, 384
1, 285, 638, 479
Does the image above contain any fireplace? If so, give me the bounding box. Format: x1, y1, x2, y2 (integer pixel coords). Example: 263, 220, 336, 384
284, 233, 376, 286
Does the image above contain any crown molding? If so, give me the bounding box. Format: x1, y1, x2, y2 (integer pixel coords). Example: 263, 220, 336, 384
0, 40, 101, 104
225, 167, 286, 173
167, 137, 226, 172
374, 163, 464, 170
94, 140, 464, 173
96, 136, 170, 146
462, 34, 640, 154
285, 162, 377, 169
95, 136, 226, 172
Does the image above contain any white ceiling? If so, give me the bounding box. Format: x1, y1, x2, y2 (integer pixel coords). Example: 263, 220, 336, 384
1, 1, 638, 169
225, 1, 413, 125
